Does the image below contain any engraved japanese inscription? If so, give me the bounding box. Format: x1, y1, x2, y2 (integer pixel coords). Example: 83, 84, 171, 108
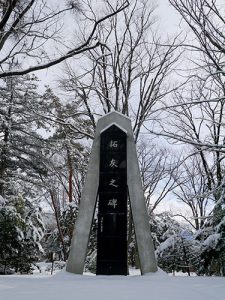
96, 125, 128, 275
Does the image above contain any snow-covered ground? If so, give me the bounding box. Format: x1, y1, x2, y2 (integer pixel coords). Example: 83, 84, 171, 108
0, 269, 225, 300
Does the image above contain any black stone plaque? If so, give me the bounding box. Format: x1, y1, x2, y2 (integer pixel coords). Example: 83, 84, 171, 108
96, 125, 128, 275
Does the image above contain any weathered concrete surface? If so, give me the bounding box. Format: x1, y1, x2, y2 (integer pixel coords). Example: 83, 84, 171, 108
127, 133, 158, 274
66, 111, 157, 274
66, 134, 100, 274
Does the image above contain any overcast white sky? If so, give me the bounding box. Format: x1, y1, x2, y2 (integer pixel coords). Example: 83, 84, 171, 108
158, 0, 181, 34
36, 0, 181, 87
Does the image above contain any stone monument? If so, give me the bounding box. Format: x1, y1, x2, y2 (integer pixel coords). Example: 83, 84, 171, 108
66, 111, 157, 275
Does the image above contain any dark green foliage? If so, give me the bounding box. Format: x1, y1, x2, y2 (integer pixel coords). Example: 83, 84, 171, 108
60, 204, 79, 257
0, 207, 23, 273
196, 207, 225, 276
0, 196, 45, 274
43, 204, 79, 261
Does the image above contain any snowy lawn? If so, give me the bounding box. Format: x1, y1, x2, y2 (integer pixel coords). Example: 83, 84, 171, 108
0, 270, 225, 300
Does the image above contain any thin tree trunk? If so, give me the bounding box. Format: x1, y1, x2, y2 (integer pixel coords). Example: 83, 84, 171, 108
50, 190, 68, 261
67, 149, 73, 203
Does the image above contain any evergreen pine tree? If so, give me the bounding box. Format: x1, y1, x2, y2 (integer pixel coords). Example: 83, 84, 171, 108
0, 195, 45, 274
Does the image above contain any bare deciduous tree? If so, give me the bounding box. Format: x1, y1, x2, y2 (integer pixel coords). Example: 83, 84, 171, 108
173, 154, 213, 230
144, 1, 225, 212
0, 0, 129, 77
137, 141, 179, 214
59, 0, 180, 141
169, 0, 225, 77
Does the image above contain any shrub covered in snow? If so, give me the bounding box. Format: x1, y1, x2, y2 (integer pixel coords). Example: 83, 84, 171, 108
0, 196, 45, 274
152, 212, 201, 275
